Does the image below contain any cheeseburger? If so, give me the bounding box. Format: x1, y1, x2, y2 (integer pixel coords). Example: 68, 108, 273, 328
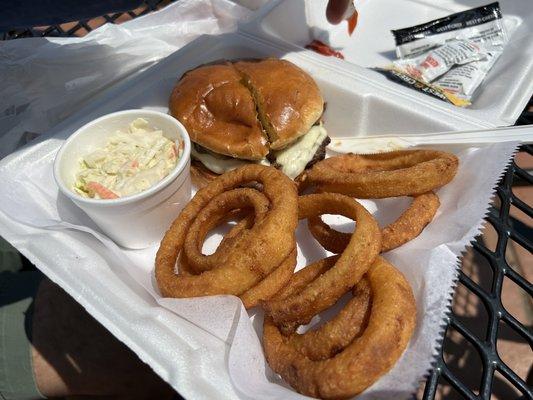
169, 59, 330, 186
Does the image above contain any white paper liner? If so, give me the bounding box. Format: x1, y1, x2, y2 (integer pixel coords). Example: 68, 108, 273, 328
0, 139, 519, 399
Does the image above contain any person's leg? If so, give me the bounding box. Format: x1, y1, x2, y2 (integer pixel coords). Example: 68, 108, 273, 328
0, 268, 44, 400
0, 236, 176, 399
0, 237, 23, 273
31, 278, 176, 399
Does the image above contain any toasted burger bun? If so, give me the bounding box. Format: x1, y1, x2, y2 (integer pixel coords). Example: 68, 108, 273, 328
170, 59, 324, 157
170, 58, 327, 186
169, 63, 268, 160
234, 59, 324, 150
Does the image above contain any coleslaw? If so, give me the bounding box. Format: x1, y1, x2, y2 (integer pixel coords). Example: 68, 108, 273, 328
73, 118, 182, 199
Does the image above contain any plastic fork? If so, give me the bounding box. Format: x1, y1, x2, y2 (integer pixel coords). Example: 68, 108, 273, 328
327, 125, 532, 154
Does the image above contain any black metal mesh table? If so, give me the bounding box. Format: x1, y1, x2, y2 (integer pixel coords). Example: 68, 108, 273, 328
2, 3, 532, 399
420, 139, 533, 400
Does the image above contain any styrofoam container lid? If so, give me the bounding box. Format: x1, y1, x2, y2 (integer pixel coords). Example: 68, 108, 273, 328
29, 32, 488, 143
240, 0, 533, 127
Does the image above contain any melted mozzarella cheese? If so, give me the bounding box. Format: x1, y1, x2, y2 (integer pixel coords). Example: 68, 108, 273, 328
192, 124, 328, 179
273, 125, 328, 179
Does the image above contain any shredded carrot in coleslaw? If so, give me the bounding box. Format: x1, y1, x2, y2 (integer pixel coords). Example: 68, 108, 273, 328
73, 118, 181, 199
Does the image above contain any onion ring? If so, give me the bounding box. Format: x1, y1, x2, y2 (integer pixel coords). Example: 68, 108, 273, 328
308, 191, 440, 253
182, 188, 269, 273
275, 256, 371, 361
268, 256, 340, 335
155, 165, 298, 298
178, 187, 296, 308
263, 257, 416, 399
273, 256, 338, 301
300, 150, 458, 198
178, 209, 261, 277
263, 193, 381, 328
287, 278, 371, 362
180, 239, 297, 309
240, 249, 297, 309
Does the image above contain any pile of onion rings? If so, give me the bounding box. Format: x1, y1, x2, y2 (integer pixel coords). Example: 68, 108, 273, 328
263, 256, 417, 399
261, 192, 417, 398
299, 150, 458, 253
154, 149, 459, 398
263, 192, 381, 330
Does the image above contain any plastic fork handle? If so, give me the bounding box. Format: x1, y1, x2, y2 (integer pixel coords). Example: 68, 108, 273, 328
411, 132, 532, 145
334, 125, 533, 146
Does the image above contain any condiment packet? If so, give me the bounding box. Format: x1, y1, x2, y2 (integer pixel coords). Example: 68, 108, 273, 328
373, 67, 470, 107
392, 2, 507, 59
393, 39, 488, 83
381, 2, 508, 106
433, 49, 502, 101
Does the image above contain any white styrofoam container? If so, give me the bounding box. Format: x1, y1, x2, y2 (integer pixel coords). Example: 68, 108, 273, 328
240, 0, 533, 128
0, 33, 463, 396
0, 23, 524, 400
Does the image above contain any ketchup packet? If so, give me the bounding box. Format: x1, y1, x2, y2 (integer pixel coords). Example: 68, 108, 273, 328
381, 2, 508, 107
393, 39, 487, 83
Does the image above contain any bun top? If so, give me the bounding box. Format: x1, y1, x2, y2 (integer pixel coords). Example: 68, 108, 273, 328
169, 63, 268, 160
169, 59, 324, 159
234, 59, 324, 150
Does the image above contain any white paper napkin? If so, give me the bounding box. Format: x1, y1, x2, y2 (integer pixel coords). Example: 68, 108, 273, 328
0, 138, 518, 399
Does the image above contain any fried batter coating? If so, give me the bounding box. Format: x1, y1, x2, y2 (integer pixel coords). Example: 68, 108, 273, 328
308, 192, 440, 253
263, 193, 381, 328
300, 150, 458, 198
263, 257, 416, 399
155, 165, 298, 298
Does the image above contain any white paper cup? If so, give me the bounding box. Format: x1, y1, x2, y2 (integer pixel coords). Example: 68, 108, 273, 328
53, 109, 191, 249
